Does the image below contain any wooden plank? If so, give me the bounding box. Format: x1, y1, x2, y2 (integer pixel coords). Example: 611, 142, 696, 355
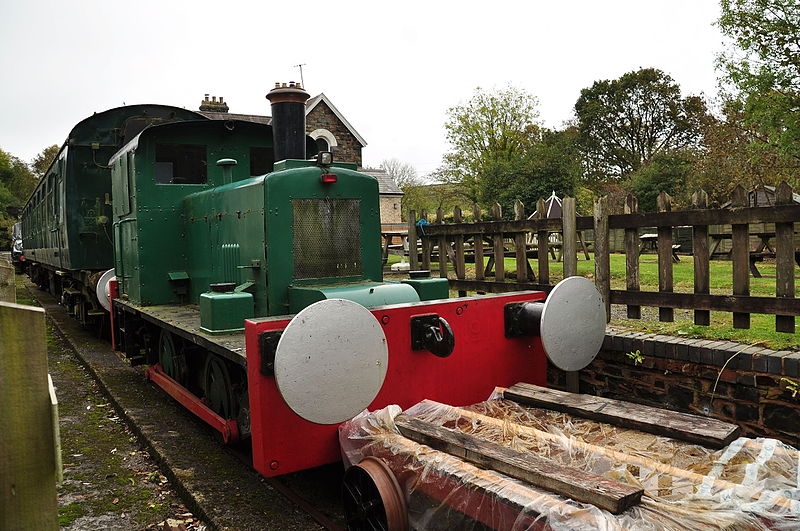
514, 200, 530, 282
623, 195, 640, 319
606, 204, 800, 229
450, 279, 554, 293
436, 207, 448, 279
775, 182, 795, 333
692, 190, 710, 326
408, 209, 418, 271
425, 399, 797, 512
0, 259, 14, 303
492, 203, 505, 281
504, 382, 740, 448
609, 290, 800, 315
420, 210, 431, 272
1, 302, 59, 530
472, 204, 485, 281
395, 416, 643, 514
656, 193, 674, 322
562, 197, 577, 277
535, 198, 549, 285
593, 196, 610, 322
731, 186, 750, 329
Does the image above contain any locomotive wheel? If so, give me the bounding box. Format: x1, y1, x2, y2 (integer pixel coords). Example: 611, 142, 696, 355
158, 330, 187, 386
342, 457, 408, 531
203, 355, 235, 420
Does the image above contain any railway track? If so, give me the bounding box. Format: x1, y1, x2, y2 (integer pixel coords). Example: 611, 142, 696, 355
27, 281, 346, 531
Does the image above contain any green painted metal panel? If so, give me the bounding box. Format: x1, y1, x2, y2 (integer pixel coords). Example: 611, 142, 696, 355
288, 282, 420, 313
401, 278, 451, 301
199, 290, 254, 334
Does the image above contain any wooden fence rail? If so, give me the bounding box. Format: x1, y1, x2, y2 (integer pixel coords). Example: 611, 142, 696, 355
408, 183, 800, 334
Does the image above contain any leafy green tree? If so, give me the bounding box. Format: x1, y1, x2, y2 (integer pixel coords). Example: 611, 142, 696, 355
435, 85, 541, 204
718, 0, 800, 162
629, 152, 695, 212
479, 127, 581, 216
32, 144, 60, 178
0, 147, 37, 248
574, 68, 706, 182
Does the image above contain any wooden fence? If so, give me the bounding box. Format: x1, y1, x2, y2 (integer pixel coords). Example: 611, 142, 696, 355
408, 183, 800, 334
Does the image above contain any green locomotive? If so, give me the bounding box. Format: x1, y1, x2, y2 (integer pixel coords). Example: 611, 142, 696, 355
108, 84, 446, 426
21, 105, 205, 322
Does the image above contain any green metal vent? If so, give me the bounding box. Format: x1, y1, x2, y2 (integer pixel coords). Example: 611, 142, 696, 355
292, 198, 361, 279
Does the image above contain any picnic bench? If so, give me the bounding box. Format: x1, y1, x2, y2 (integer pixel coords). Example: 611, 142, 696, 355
639, 233, 681, 262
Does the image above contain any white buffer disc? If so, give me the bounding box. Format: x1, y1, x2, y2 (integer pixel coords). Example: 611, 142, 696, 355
97, 268, 117, 312
274, 299, 389, 425
540, 276, 606, 371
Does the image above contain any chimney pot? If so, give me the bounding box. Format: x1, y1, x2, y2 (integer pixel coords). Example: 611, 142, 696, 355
204, 94, 209, 101
212, 96, 217, 102
220, 96, 224, 103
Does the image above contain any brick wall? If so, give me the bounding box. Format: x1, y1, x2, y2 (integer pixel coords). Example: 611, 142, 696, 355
548, 329, 800, 446
307, 104, 362, 166
380, 196, 402, 224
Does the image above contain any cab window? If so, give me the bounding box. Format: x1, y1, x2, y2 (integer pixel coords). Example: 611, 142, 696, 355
155, 144, 207, 184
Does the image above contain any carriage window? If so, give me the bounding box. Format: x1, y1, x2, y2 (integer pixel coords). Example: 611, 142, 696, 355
250, 147, 274, 176
155, 144, 207, 184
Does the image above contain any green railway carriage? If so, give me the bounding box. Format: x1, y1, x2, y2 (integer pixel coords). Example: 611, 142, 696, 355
21, 104, 205, 320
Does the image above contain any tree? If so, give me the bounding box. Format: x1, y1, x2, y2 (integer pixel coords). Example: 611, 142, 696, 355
380, 158, 420, 189
435, 85, 541, 204
479, 127, 581, 215
718, 0, 800, 161
31, 144, 60, 178
0, 147, 36, 248
574, 68, 706, 182
629, 152, 694, 212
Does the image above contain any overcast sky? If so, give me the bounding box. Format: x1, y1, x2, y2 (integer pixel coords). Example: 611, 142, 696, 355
0, 0, 724, 178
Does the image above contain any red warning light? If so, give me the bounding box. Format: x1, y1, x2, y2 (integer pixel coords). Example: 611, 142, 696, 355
320, 173, 337, 184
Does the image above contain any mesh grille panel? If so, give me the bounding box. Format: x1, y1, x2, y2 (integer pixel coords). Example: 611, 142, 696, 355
293, 198, 361, 279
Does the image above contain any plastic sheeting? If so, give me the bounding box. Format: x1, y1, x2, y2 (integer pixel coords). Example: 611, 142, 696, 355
339, 394, 800, 530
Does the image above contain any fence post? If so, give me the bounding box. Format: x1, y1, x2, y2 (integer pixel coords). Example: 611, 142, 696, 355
514, 200, 530, 282
492, 203, 505, 281
420, 210, 431, 272
453, 206, 467, 296
657, 192, 674, 322
731, 185, 750, 329
692, 190, 710, 326
594, 196, 611, 322
408, 209, 418, 271
0, 259, 14, 303
472, 204, 485, 281
623, 194, 640, 319
562, 197, 577, 278
535, 198, 549, 285
1, 302, 59, 530
775, 181, 795, 333
436, 207, 448, 279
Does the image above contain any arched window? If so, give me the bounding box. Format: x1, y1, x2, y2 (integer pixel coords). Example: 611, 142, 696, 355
309, 129, 337, 153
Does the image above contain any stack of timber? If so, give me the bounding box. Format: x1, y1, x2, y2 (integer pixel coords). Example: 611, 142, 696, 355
341, 383, 800, 530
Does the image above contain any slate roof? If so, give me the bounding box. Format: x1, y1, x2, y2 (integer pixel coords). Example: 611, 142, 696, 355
198, 111, 271, 124
359, 168, 403, 196
198, 93, 367, 146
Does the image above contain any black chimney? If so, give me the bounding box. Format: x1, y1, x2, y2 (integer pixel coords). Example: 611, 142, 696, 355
266, 81, 310, 162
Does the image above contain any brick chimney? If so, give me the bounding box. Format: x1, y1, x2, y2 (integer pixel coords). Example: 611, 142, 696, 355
199, 94, 229, 113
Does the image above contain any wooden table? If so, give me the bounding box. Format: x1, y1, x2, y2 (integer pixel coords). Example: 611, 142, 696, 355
639, 234, 681, 262
381, 230, 408, 265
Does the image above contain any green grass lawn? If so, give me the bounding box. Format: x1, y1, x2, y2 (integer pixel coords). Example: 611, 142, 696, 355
388, 252, 800, 350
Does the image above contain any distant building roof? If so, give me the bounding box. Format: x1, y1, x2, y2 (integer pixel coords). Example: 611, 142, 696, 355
196, 92, 366, 146
360, 168, 403, 196
197, 111, 271, 124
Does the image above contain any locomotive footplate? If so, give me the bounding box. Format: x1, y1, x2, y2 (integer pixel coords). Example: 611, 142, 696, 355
113, 299, 247, 367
